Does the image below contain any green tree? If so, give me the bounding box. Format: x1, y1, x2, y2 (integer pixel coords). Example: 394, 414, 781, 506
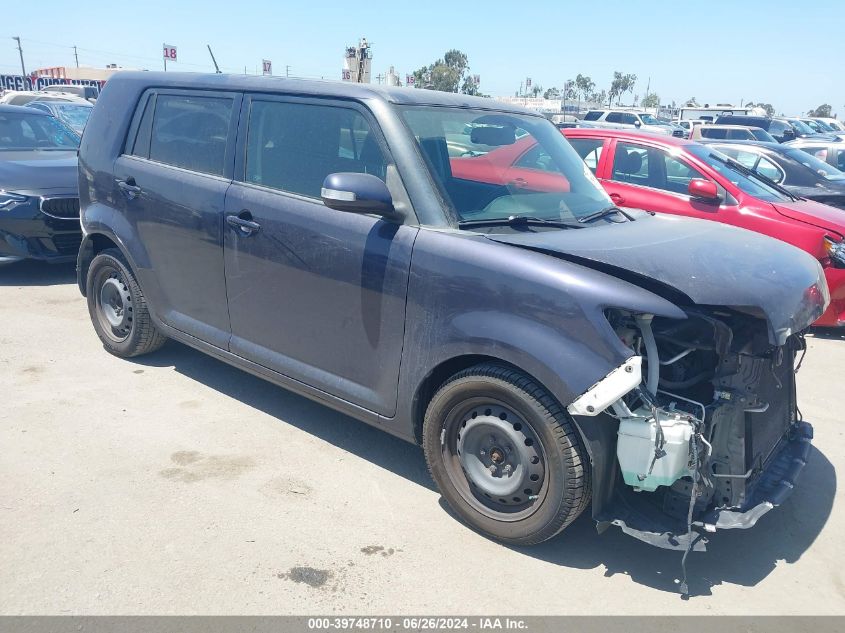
747, 102, 775, 117
563, 79, 577, 101
575, 74, 595, 107
543, 87, 560, 100
609, 72, 637, 106
412, 49, 478, 94
685, 97, 699, 107
642, 92, 660, 108
809, 104, 832, 117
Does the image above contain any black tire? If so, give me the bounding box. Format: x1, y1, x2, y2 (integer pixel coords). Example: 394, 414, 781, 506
422, 363, 591, 546
86, 248, 166, 358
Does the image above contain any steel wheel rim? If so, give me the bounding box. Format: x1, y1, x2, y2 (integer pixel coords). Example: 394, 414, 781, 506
441, 398, 548, 521
94, 267, 133, 342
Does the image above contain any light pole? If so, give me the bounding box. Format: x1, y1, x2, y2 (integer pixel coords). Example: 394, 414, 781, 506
12, 36, 26, 77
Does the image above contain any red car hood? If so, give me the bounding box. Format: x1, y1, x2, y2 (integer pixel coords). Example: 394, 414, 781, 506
772, 199, 845, 238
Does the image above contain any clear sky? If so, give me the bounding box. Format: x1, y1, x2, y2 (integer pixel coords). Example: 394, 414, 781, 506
2, 0, 843, 117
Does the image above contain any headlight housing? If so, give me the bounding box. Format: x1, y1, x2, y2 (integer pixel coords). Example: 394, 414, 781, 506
0, 191, 27, 211
824, 236, 845, 268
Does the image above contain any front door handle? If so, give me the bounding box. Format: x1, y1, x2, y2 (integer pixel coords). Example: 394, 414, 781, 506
116, 178, 142, 200
227, 212, 261, 236
610, 192, 625, 205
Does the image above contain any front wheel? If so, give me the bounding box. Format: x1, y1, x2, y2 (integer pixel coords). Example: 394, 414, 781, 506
86, 248, 166, 358
422, 364, 591, 546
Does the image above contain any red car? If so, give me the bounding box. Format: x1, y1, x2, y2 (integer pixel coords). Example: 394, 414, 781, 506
450, 135, 570, 192
562, 128, 845, 327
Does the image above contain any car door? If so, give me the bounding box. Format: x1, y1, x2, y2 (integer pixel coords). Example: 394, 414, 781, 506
601, 139, 721, 219
222, 95, 417, 416
112, 89, 241, 348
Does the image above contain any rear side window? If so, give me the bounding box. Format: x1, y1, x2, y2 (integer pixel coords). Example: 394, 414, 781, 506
583, 111, 603, 121
146, 94, 232, 176
701, 128, 727, 139
605, 112, 623, 124
568, 138, 604, 173
244, 101, 388, 199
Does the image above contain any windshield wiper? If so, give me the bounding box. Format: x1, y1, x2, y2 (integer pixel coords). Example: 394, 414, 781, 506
577, 205, 635, 223
458, 215, 583, 229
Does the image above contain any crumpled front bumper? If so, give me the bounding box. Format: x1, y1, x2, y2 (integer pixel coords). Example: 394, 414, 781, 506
698, 421, 813, 531
606, 422, 813, 551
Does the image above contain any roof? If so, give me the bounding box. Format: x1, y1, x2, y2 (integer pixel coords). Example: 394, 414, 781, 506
700, 139, 783, 151
107, 71, 543, 116
0, 103, 50, 115
562, 128, 692, 147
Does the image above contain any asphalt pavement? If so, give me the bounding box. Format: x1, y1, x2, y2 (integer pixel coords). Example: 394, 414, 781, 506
1, 260, 843, 615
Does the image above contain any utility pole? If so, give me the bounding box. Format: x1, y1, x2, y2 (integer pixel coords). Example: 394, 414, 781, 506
285, 65, 290, 77
73, 45, 79, 68
12, 36, 26, 77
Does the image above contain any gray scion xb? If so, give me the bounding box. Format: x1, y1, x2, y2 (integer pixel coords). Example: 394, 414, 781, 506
78, 72, 826, 556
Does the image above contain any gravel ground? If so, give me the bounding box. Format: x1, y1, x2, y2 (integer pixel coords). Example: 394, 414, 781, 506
1, 260, 843, 615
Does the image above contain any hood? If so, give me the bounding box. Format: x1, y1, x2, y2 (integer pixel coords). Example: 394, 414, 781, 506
0, 150, 79, 193
485, 213, 827, 345
786, 184, 845, 210
772, 198, 845, 236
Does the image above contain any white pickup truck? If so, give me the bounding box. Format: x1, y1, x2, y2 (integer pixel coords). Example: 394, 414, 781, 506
580, 109, 683, 137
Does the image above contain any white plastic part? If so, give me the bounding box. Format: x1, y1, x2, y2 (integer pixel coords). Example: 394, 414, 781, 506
567, 356, 642, 416
616, 408, 694, 492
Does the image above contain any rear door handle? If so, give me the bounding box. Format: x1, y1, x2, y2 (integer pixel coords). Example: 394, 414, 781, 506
116, 178, 142, 200
610, 192, 625, 205
227, 213, 261, 236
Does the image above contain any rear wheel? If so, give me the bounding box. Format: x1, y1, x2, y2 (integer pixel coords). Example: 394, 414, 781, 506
86, 248, 166, 358
422, 364, 591, 545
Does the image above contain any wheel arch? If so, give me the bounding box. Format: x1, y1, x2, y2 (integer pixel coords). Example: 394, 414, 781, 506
77, 232, 134, 296
411, 354, 574, 447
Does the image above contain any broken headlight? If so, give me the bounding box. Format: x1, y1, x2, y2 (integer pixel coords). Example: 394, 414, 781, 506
824, 236, 845, 268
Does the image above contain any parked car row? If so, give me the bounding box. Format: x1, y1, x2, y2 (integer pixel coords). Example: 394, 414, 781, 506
1, 75, 839, 586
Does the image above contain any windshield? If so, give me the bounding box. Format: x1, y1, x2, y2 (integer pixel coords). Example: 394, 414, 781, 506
52, 104, 92, 133
807, 119, 833, 132
639, 114, 661, 125
750, 129, 777, 142
687, 144, 791, 202
0, 112, 79, 150
399, 106, 612, 227
788, 119, 815, 135
782, 147, 845, 181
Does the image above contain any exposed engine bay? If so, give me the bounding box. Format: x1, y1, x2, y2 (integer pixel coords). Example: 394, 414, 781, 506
570, 307, 813, 592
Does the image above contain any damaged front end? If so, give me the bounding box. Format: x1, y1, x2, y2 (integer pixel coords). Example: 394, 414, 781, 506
570, 305, 818, 588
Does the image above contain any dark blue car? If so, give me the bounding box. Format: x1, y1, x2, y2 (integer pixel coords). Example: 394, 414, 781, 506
76, 73, 825, 560
0, 104, 81, 265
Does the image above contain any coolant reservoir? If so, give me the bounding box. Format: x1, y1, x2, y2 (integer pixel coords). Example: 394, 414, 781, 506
617, 409, 694, 492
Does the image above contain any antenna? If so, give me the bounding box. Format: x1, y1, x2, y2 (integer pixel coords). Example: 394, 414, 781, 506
207, 45, 221, 74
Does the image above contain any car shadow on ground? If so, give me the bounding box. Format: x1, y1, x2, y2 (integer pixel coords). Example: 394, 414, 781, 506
131, 340, 836, 599
0, 260, 76, 287
128, 340, 436, 493
508, 443, 835, 599
808, 327, 845, 341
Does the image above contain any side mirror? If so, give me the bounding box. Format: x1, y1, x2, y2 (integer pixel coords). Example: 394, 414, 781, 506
634, 120, 642, 128
688, 178, 720, 202
782, 129, 796, 141
321, 172, 401, 220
